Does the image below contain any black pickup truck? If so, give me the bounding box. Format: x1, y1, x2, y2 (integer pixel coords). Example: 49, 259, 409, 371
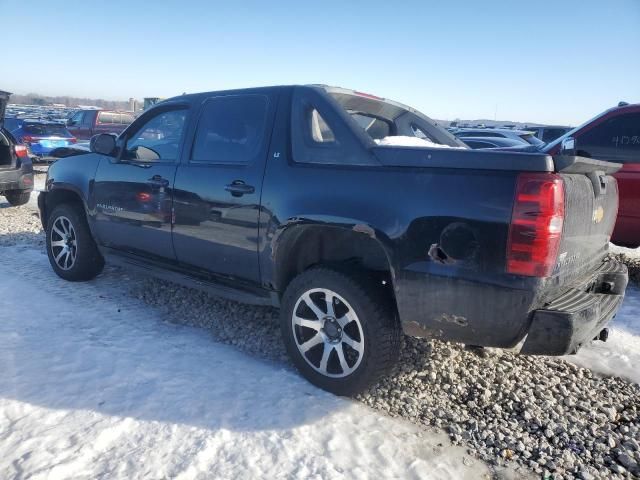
39, 85, 628, 395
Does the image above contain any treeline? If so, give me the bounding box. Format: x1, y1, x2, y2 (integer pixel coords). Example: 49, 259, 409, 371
10, 93, 136, 110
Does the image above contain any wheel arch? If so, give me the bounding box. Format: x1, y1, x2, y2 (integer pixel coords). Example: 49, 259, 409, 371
272, 223, 398, 302
41, 185, 87, 230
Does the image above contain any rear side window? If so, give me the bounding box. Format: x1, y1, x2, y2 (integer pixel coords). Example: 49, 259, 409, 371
191, 95, 268, 164
23, 124, 71, 137
309, 109, 336, 143
578, 112, 640, 163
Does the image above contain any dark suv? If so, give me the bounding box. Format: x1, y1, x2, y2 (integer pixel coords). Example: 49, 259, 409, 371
38, 85, 627, 395
0, 91, 34, 206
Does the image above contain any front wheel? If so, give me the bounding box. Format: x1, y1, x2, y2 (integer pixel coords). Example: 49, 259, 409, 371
4, 190, 31, 206
46, 203, 105, 281
280, 267, 401, 396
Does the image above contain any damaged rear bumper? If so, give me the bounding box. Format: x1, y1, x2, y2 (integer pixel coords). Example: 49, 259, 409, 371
520, 259, 628, 355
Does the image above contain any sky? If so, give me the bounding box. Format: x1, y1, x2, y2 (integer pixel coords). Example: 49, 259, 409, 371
2, 0, 639, 125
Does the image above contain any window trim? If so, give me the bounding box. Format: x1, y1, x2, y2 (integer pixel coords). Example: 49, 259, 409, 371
188, 93, 271, 166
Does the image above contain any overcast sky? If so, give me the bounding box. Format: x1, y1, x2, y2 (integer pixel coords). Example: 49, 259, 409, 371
3, 0, 639, 125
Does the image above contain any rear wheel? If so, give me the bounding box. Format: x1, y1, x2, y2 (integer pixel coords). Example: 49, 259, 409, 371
46, 203, 104, 281
280, 267, 401, 396
4, 190, 30, 206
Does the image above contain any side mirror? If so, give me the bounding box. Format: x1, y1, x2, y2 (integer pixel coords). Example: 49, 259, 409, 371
67, 119, 75, 126
560, 137, 576, 155
90, 133, 117, 156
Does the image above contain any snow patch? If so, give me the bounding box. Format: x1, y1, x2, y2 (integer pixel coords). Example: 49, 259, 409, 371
374, 136, 462, 149
564, 285, 640, 384
0, 248, 486, 479
609, 243, 640, 259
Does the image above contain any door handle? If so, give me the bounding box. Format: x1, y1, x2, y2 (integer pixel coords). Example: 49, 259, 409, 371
147, 175, 169, 187
225, 181, 255, 197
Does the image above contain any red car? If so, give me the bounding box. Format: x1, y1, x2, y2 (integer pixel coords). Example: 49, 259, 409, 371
545, 103, 640, 247
66, 109, 135, 140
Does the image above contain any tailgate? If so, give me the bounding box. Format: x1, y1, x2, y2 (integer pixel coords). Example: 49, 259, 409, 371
553, 155, 620, 282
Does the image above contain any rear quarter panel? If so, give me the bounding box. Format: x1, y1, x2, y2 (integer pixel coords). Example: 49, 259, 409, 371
260, 150, 540, 347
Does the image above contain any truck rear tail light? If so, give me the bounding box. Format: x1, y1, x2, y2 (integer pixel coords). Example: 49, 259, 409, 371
15, 145, 29, 158
507, 173, 565, 277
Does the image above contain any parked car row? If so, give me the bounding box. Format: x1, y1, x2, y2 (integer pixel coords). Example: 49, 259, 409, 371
4, 104, 135, 162
0, 91, 34, 206
35, 85, 629, 395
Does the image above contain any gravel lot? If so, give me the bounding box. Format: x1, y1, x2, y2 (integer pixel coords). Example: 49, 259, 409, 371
2, 180, 638, 480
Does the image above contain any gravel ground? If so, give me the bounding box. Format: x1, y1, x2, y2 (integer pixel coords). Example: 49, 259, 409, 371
1, 191, 638, 479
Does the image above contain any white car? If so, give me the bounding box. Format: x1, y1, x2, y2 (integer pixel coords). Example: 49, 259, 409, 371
453, 128, 545, 147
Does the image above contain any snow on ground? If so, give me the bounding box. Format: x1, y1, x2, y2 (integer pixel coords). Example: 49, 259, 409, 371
564, 284, 640, 384
609, 243, 640, 260
0, 248, 489, 480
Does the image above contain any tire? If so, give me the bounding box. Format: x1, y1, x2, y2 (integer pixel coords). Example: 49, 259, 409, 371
46, 203, 104, 281
280, 267, 401, 396
4, 190, 31, 207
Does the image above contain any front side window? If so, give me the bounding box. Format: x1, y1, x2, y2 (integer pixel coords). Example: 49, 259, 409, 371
124, 108, 187, 162
69, 111, 84, 126
578, 112, 640, 163
191, 95, 268, 164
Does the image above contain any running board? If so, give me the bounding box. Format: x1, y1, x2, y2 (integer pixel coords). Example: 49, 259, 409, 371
102, 249, 277, 307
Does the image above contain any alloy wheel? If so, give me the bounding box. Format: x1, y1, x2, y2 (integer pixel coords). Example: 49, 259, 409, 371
50, 216, 78, 271
291, 288, 365, 378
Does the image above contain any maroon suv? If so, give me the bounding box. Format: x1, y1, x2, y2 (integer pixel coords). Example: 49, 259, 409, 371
545, 103, 640, 247
67, 109, 135, 140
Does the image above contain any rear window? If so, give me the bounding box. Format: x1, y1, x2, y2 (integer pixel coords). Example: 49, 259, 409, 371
4, 118, 21, 132
577, 112, 640, 163
23, 124, 71, 137
349, 113, 391, 140
457, 131, 503, 138
541, 128, 569, 143
98, 112, 118, 124
121, 113, 135, 125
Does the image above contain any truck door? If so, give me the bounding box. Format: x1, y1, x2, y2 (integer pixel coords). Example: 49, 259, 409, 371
172, 91, 277, 283
92, 104, 190, 260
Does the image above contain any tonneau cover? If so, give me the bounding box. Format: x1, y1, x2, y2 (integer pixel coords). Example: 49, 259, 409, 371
372, 146, 555, 172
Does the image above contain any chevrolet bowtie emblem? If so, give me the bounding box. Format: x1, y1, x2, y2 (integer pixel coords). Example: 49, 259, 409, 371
593, 206, 604, 224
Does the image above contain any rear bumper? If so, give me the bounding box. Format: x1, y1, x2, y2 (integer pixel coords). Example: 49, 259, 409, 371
396, 257, 628, 356
520, 259, 628, 355
0, 167, 33, 193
